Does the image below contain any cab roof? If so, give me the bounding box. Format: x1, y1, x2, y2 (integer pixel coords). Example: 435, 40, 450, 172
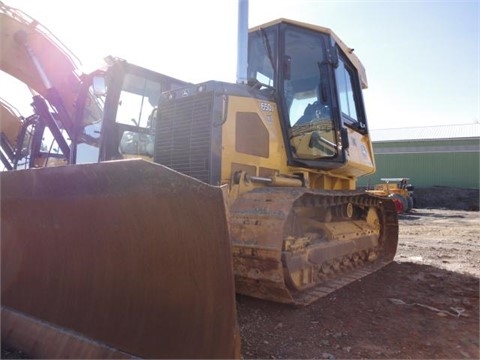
249, 18, 368, 89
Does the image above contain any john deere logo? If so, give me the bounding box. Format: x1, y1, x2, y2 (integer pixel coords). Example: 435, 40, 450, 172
361, 144, 367, 158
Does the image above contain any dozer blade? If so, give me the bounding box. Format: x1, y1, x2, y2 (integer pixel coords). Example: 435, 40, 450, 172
1, 159, 240, 359
230, 188, 398, 305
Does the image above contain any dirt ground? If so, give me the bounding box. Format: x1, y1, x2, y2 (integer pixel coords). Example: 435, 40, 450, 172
2, 188, 479, 359
236, 188, 479, 359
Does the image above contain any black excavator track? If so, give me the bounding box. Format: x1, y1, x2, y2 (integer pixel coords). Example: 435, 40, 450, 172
230, 188, 399, 306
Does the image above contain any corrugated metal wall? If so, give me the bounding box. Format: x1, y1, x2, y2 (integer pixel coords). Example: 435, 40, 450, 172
358, 139, 480, 188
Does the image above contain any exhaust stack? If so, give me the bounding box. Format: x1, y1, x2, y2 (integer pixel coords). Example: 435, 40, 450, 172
236, 0, 248, 84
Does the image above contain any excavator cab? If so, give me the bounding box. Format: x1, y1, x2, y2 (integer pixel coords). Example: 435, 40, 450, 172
73, 59, 188, 164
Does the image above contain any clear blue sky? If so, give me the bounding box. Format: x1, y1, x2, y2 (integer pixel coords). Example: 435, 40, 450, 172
2, 0, 479, 129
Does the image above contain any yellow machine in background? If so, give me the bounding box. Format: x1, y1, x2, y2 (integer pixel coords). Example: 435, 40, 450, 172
1, 0, 398, 358
367, 178, 415, 213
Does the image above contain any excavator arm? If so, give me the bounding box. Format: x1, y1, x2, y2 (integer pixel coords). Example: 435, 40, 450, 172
0, 1, 105, 166
0, 1, 80, 133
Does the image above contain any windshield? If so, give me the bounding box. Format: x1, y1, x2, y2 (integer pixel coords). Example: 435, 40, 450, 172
248, 28, 276, 87
115, 73, 162, 159
116, 73, 161, 129
248, 25, 338, 160
283, 27, 337, 159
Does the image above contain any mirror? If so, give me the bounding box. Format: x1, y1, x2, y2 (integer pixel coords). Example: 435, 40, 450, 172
328, 44, 339, 68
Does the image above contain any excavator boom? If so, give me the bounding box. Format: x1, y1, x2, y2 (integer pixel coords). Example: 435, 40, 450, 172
0, 1, 81, 133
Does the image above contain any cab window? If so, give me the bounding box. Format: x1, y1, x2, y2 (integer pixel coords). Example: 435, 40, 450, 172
335, 56, 360, 123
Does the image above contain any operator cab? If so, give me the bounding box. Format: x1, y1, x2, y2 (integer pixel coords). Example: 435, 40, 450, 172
75, 60, 189, 163
247, 19, 369, 171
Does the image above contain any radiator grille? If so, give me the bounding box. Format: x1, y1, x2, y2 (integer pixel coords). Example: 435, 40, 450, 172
154, 92, 214, 184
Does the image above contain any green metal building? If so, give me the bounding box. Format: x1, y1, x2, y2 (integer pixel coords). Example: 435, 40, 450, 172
358, 124, 480, 189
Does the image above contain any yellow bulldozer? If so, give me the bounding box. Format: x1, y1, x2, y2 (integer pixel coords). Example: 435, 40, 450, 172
1, 0, 398, 358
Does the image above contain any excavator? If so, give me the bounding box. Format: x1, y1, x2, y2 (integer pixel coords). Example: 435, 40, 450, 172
1, 0, 398, 358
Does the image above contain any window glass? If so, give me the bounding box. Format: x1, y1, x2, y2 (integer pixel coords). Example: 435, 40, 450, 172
116, 74, 161, 129
115, 74, 162, 158
335, 58, 358, 121
283, 28, 326, 127
247, 30, 276, 86
76, 84, 104, 164
282, 27, 337, 159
